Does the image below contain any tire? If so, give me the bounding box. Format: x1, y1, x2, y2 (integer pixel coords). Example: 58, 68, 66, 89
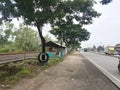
38, 52, 49, 63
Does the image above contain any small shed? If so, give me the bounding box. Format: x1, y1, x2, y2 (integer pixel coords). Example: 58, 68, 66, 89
46, 41, 66, 57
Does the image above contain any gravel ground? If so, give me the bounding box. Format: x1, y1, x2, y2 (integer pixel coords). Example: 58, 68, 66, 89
7, 51, 119, 90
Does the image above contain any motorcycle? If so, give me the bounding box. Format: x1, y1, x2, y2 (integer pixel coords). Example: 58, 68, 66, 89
117, 54, 120, 72
114, 44, 120, 71
118, 60, 120, 72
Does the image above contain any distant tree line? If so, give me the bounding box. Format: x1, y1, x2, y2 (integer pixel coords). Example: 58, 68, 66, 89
84, 45, 104, 52
0, 22, 51, 53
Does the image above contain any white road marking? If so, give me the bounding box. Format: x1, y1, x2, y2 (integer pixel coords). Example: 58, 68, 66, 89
81, 53, 120, 88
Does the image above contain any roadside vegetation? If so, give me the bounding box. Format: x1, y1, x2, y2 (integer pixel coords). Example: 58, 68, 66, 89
0, 22, 53, 53
0, 57, 63, 88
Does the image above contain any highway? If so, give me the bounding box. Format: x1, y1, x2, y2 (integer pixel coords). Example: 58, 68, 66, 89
81, 51, 120, 88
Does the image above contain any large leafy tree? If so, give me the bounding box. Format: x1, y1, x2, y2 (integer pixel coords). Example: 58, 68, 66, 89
0, 22, 14, 46
0, 0, 100, 53
50, 0, 100, 48
13, 24, 41, 51
51, 24, 90, 48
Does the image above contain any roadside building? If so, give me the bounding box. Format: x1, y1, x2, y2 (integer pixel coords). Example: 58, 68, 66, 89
46, 41, 67, 57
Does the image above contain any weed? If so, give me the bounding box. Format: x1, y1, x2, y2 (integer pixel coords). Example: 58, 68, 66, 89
0, 57, 64, 88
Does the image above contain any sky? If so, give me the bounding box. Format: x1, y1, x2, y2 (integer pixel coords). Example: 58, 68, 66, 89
81, 0, 120, 48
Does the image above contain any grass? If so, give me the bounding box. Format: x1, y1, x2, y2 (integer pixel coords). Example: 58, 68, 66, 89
0, 57, 64, 88
67, 50, 75, 55
41, 57, 63, 69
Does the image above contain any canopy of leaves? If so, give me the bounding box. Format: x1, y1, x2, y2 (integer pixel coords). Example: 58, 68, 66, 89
0, 0, 61, 25
13, 24, 41, 51
97, 46, 104, 52
0, 22, 54, 53
50, 24, 90, 47
0, 0, 100, 49
100, 0, 112, 4
0, 22, 14, 46
0, 0, 100, 25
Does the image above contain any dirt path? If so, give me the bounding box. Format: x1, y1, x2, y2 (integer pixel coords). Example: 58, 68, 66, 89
8, 51, 119, 90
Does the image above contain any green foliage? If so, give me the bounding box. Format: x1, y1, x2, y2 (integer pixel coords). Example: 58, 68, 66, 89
40, 57, 63, 70
49, 0, 100, 48
0, 22, 54, 53
18, 68, 31, 75
44, 34, 53, 42
0, 57, 63, 88
0, 22, 41, 53
100, 0, 112, 4
13, 24, 41, 52
0, 22, 14, 46
97, 46, 104, 52
0, 45, 11, 53
0, 64, 21, 86
0, 45, 24, 53
0, 0, 100, 29
51, 24, 90, 48
0, 0, 100, 49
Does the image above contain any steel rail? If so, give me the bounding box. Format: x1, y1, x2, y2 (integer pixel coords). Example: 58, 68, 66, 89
0, 52, 39, 64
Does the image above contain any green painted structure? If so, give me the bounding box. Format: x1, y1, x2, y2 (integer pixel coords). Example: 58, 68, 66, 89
46, 41, 66, 57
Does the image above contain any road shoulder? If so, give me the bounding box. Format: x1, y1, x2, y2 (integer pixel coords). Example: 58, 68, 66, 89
10, 51, 119, 90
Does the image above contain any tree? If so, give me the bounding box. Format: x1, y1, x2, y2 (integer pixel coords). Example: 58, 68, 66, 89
0, 0, 100, 52
97, 46, 104, 52
44, 34, 53, 42
92, 45, 97, 51
100, 0, 112, 4
50, 24, 90, 48
0, 22, 14, 46
0, 0, 101, 63
13, 24, 41, 51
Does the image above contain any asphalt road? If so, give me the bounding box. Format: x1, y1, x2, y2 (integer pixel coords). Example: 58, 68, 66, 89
81, 51, 120, 88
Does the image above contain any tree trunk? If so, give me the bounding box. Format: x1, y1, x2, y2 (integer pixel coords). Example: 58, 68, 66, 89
36, 21, 46, 53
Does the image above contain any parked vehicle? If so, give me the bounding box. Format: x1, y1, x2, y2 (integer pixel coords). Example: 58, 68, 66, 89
104, 46, 115, 55
84, 48, 88, 52
115, 44, 120, 55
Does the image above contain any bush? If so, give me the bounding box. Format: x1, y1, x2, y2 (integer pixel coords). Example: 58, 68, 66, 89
0, 47, 10, 53
0, 45, 24, 53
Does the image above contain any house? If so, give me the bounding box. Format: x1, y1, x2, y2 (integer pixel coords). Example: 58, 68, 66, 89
46, 41, 66, 57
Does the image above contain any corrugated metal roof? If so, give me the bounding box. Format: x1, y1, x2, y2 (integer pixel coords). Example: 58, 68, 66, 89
46, 41, 66, 48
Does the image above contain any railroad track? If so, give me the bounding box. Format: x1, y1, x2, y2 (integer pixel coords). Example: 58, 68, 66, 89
0, 52, 39, 64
